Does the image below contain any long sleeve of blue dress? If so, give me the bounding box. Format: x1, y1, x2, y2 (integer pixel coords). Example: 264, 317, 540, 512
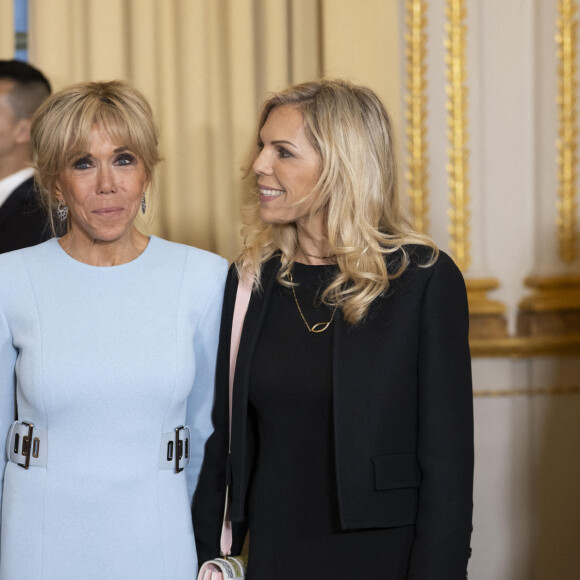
0, 299, 16, 539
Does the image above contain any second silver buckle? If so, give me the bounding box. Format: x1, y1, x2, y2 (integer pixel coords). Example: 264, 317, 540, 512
165, 425, 190, 473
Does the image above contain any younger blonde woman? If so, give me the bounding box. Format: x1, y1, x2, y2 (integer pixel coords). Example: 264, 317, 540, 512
193, 78, 473, 579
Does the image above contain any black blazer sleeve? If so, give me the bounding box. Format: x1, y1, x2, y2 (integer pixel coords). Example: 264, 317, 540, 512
407, 253, 474, 579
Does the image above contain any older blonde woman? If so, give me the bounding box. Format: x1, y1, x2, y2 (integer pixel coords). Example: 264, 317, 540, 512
193, 79, 473, 579
0, 80, 227, 579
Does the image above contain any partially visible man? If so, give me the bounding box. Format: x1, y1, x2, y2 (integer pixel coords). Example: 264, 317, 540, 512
0, 60, 52, 253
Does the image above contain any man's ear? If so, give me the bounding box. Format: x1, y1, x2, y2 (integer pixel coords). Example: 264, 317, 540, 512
14, 117, 32, 146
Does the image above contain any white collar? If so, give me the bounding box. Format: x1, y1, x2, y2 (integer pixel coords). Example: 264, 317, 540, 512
0, 167, 35, 208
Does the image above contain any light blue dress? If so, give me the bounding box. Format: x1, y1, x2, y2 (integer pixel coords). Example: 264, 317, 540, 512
0, 236, 227, 579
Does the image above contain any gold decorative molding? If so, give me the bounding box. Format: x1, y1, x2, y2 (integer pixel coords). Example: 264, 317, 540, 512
473, 384, 580, 398
470, 333, 580, 357
556, 0, 579, 263
442, 3, 509, 341
466, 278, 507, 315
404, 0, 430, 234
466, 278, 508, 340
517, 274, 580, 336
520, 274, 580, 311
445, 0, 470, 271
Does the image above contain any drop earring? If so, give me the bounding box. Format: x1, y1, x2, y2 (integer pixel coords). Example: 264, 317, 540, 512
56, 199, 69, 222
141, 194, 146, 214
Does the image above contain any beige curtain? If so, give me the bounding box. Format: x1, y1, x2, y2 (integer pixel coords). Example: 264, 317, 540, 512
0, 0, 401, 260
0, 0, 14, 58
24, 0, 319, 260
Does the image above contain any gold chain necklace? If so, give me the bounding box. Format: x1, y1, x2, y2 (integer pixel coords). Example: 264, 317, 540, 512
288, 270, 336, 333
297, 243, 336, 261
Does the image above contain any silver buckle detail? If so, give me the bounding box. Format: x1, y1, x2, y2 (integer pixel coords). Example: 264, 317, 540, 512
18, 422, 34, 470
174, 425, 189, 473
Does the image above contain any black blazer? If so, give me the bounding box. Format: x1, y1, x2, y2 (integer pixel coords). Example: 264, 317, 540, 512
193, 246, 473, 579
0, 177, 52, 254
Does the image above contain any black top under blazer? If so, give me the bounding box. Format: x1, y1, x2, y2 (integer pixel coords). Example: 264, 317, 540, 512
193, 245, 474, 579
0, 177, 51, 254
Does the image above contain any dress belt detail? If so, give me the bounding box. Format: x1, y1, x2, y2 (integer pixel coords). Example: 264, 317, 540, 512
7, 421, 48, 469
159, 425, 191, 473
7, 421, 191, 473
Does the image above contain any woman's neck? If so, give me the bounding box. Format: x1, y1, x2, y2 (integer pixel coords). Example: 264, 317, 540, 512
59, 228, 149, 267
295, 228, 335, 265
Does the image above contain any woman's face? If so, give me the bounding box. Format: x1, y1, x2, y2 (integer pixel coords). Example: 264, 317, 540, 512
253, 105, 321, 229
56, 124, 149, 245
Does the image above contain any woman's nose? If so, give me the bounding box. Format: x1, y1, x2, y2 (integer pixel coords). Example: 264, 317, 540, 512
97, 165, 117, 193
253, 148, 272, 176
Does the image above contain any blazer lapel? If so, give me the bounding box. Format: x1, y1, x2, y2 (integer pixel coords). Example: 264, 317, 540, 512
228, 257, 281, 519
232, 257, 281, 403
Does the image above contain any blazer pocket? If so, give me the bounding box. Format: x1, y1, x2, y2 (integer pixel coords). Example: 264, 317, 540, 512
372, 452, 421, 491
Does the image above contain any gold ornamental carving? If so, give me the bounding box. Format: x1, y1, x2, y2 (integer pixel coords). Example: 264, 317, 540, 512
404, 0, 430, 234
444, 0, 508, 340
556, 0, 579, 263
520, 274, 580, 311
445, 0, 470, 271
474, 384, 580, 398
517, 275, 580, 337
465, 278, 506, 315
465, 278, 508, 340
470, 333, 580, 357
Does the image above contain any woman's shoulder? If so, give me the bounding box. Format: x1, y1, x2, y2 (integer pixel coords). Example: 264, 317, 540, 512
150, 236, 228, 273
0, 241, 59, 313
393, 243, 457, 270
0, 239, 57, 275
384, 243, 433, 275
386, 244, 465, 291
149, 238, 228, 308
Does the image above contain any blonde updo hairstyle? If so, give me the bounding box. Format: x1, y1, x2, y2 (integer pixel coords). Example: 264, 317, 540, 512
30, 80, 161, 235
239, 78, 437, 325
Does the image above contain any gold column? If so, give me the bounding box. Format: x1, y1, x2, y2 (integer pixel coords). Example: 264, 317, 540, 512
404, 0, 429, 234
518, 0, 580, 340
557, 0, 579, 264
445, 0, 470, 271
444, 0, 507, 339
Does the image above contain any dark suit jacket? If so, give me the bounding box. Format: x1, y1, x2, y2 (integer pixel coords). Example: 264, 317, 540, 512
193, 246, 474, 579
0, 177, 52, 254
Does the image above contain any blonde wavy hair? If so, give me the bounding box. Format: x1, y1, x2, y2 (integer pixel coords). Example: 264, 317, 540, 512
238, 78, 438, 325
30, 80, 161, 236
